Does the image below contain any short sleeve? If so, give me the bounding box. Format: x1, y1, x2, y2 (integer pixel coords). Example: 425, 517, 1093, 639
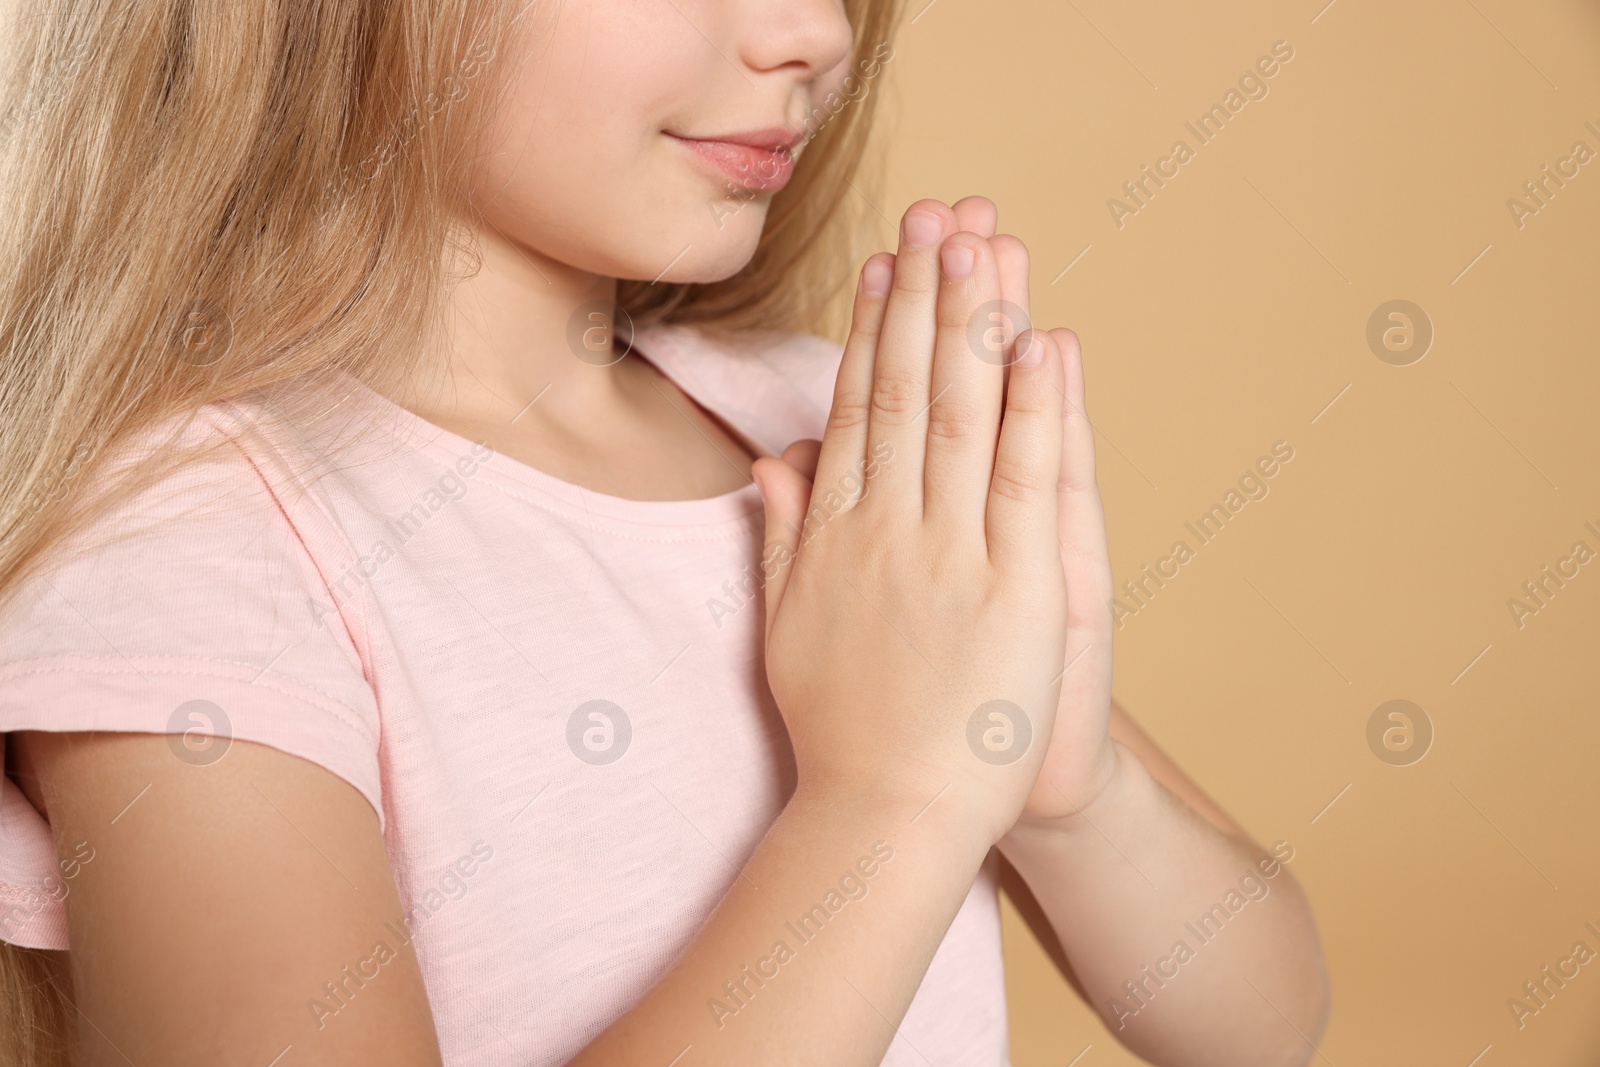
0, 406, 382, 949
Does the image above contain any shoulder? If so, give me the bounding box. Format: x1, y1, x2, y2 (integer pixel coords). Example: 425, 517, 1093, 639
0, 394, 391, 955
34, 391, 358, 577
1, 390, 361, 655
0, 390, 379, 767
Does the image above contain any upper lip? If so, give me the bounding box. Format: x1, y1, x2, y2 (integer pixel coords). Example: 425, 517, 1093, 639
671, 126, 805, 152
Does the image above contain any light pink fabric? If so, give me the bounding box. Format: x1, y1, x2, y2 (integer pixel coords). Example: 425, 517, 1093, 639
0, 323, 1010, 1066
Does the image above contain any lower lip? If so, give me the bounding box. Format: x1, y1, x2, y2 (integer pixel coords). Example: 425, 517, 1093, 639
670, 135, 796, 193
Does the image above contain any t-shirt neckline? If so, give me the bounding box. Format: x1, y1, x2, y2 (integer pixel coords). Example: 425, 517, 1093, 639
335, 323, 767, 529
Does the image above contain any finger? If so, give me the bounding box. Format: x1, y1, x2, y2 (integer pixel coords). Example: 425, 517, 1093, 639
813, 252, 894, 504
985, 329, 1065, 570
951, 195, 997, 238
751, 455, 814, 641
990, 234, 1033, 378
781, 438, 822, 482
993, 233, 1030, 324
861, 198, 956, 520
922, 230, 1005, 536
1052, 328, 1113, 624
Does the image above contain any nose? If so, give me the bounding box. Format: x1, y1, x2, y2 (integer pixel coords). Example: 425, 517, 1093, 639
738, 0, 856, 85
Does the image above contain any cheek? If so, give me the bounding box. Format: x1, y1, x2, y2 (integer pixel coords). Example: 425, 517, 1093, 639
469, 4, 770, 282
808, 60, 858, 129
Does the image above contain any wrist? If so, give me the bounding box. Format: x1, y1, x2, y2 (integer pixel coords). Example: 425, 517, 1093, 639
785, 775, 997, 869
1000, 741, 1157, 855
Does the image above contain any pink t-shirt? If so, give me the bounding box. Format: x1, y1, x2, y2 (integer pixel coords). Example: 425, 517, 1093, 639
0, 322, 1009, 1066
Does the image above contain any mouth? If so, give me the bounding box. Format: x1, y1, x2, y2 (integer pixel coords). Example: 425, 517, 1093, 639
666, 127, 805, 194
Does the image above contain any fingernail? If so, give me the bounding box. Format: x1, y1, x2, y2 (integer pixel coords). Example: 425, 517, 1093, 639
903, 209, 942, 248
862, 258, 892, 295
1015, 331, 1043, 368
940, 243, 974, 279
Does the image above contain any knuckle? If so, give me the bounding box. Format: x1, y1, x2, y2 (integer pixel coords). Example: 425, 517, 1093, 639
990, 452, 1045, 503
826, 393, 872, 434
1006, 383, 1053, 418
1019, 401, 1057, 430
1057, 471, 1096, 497
890, 247, 943, 294
870, 368, 926, 416
847, 312, 882, 347
893, 270, 940, 300
925, 395, 981, 443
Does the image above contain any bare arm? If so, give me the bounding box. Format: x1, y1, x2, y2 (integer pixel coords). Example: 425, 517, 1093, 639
14, 728, 993, 1067
996, 702, 1330, 1067
998, 700, 1242, 1001
10, 729, 443, 1067
569, 786, 993, 1065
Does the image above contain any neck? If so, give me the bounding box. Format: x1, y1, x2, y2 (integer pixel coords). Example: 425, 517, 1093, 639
412, 219, 632, 424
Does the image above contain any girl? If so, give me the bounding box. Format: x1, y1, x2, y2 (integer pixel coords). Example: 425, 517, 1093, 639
0, 1, 1328, 1065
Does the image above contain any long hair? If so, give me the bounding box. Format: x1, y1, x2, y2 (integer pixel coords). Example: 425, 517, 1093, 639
0, 0, 903, 1062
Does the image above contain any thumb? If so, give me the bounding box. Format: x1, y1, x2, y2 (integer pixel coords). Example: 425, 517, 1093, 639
780, 437, 822, 482
751, 455, 812, 641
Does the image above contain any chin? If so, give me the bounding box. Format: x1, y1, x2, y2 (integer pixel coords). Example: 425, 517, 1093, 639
615, 214, 769, 285
675, 239, 765, 284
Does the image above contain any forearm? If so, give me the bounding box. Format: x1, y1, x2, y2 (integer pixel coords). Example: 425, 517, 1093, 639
998, 743, 1329, 1067
569, 783, 994, 1066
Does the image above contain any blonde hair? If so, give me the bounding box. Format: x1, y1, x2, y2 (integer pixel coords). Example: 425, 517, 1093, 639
0, 0, 903, 1061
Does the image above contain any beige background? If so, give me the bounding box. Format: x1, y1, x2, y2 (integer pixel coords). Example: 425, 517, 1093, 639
868, 1, 1600, 1064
